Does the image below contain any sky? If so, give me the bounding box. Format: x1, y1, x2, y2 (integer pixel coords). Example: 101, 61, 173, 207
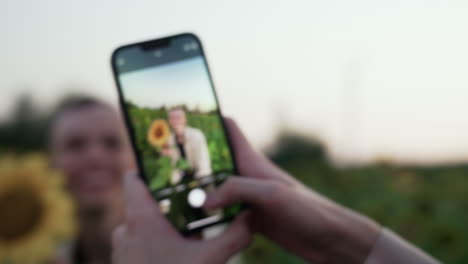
119, 57, 217, 112
2, 0, 468, 165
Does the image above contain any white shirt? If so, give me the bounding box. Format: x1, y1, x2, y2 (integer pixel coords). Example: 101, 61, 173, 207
168, 126, 212, 185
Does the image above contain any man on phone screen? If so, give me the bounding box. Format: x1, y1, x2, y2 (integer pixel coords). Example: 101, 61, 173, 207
161, 106, 212, 185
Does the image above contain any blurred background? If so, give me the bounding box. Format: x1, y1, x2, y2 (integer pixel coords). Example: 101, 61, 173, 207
2, 0, 468, 263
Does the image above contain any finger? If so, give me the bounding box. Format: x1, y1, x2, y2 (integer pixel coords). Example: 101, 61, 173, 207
223, 118, 264, 176
223, 118, 256, 160
224, 118, 293, 183
123, 171, 176, 233
123, 170, 153, 216
111, 224, 127, 264
203, 212, 253, 263
204, 177, 274, 209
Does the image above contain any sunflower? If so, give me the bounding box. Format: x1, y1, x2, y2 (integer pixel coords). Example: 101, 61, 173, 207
0, 155, 76, 264
148, 119, 171, 148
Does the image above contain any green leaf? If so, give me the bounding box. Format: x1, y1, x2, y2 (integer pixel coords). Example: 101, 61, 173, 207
175, 158, 192, 170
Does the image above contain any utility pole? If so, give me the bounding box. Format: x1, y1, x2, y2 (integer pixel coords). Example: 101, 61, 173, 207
341, 59, 362, 166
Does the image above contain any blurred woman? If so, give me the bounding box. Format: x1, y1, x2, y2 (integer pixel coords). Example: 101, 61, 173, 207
48, 97, 134, 264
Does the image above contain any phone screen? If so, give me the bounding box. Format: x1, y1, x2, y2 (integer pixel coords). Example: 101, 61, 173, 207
111, 34, 242, 233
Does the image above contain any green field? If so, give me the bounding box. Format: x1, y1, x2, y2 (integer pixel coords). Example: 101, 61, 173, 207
243, 134, 468, 264
2, 96, 467, 263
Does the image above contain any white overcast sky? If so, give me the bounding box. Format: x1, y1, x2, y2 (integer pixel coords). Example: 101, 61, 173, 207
2, 0, 468, 164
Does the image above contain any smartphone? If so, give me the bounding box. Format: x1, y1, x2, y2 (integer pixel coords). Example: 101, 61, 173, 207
111, 33, 242, 234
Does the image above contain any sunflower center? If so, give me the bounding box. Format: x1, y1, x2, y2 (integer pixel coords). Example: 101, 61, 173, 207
154, 126, 164, 138
0, 185, 44, 241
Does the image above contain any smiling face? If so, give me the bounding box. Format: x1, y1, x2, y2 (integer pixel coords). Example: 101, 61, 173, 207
168, 108, 187, 136
50, 103, 133, 211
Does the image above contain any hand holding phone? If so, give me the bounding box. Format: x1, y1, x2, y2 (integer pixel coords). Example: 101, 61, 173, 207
113, 118, 382, 264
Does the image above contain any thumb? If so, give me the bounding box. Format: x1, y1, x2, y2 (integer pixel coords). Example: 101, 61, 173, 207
223, 118, 259, 172
123, 170, 154, 216
202, 212, 252, 263
223, 118, 254, 159
204, 177, 273, 209
123, 170, 176, 234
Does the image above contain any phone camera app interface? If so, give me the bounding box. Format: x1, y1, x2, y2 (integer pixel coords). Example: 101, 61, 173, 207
114, 35, 241, 232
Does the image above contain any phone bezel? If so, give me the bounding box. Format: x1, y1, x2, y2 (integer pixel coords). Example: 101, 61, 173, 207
110, 32, 242, 235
